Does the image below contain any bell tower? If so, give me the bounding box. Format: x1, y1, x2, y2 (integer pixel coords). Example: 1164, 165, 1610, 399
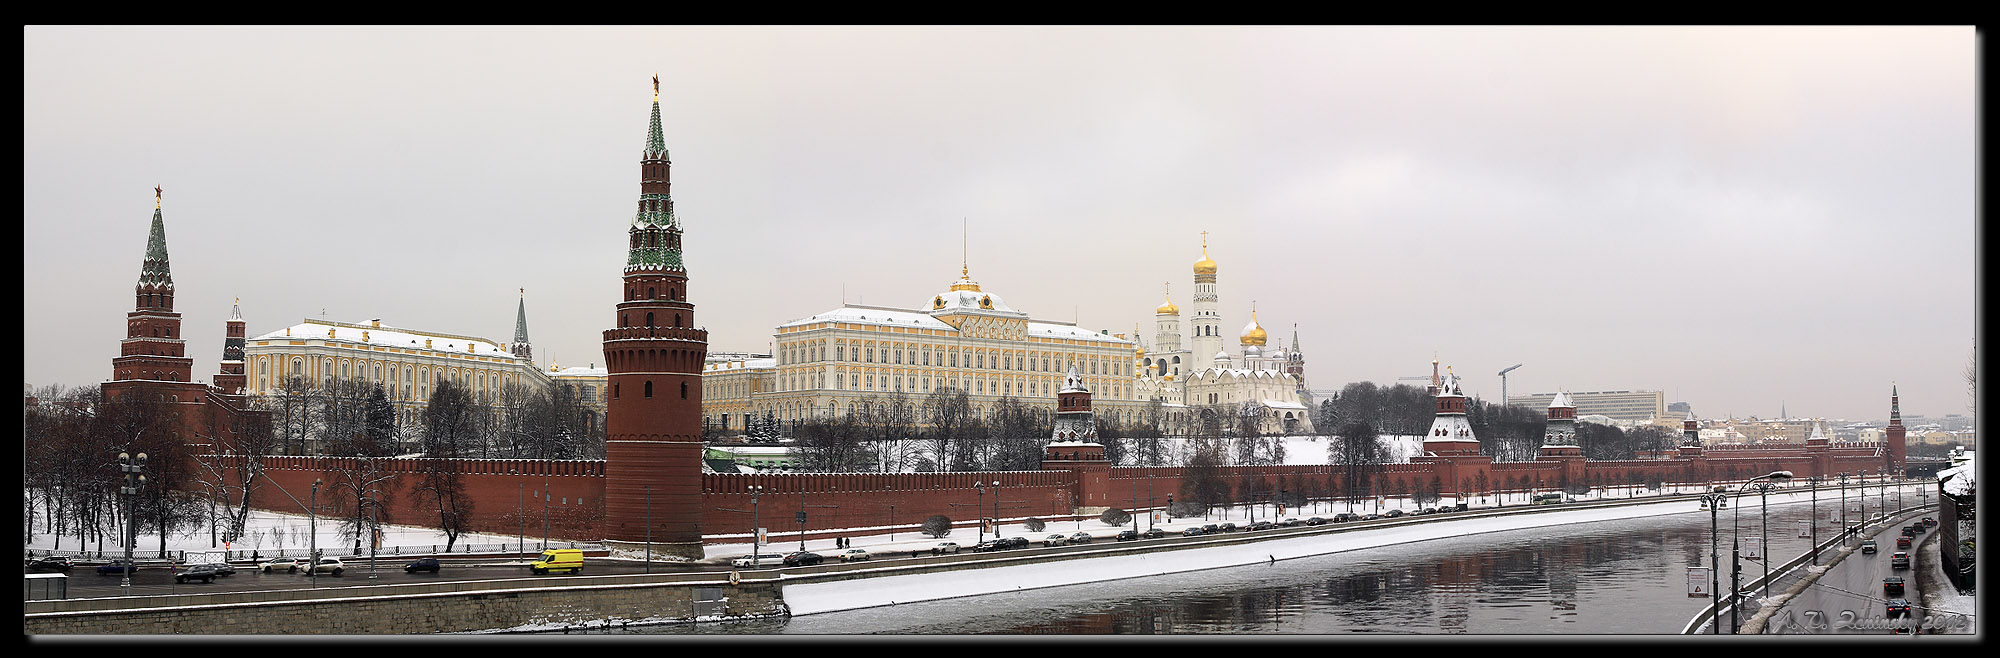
602, 76, 708, 556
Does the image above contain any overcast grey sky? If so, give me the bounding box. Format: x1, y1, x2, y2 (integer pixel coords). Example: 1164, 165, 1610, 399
23, 26, 1976, 423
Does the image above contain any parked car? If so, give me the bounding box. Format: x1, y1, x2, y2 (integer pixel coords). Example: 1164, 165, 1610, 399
731, 554, 785, 568
175, 563, 223, 584
1304, 517, 1327, 526
782, 551, 823, 567
95, 559, 138, 575
838, 548, 871, 563
931, 542, 961, 555
1070, 532, 1093, 544
1142, 528, 1166, 539
1891, 552, 1910, 570
1882, 576, 1905, 597
305, 557, 345, 576
1896, 537, 1912, 550
1181, 527, 1205, 537
261, 557, 307, 573
26, 555, 74, 573
1043, 534, 1069, 547
404, 557, 442, 573
1115, 530, 1139, 542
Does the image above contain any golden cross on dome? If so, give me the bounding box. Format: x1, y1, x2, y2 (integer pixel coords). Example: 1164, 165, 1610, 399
154, 184, 162, 208
652, 73, 660, 101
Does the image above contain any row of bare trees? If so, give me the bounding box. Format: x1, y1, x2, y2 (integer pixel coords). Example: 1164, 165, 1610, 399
259, 375, 604, 460
25, 385, 216, 556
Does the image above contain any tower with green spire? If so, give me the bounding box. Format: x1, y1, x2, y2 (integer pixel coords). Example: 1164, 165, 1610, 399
603, 75, 709, 556
112, 185, 193, 383
511, 288, 533, 364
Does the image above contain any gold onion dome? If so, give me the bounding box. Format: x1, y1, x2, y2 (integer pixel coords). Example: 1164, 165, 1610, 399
1193, 243, 1217, 276
1240, 310, 1267, 346
1155, 283, 1179, 315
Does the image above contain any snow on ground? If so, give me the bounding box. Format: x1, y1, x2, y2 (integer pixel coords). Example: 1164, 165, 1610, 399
24, 503, 525, 559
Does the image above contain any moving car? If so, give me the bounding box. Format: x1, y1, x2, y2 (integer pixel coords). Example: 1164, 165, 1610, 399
1886, 598, 1912, 619
1891, 552, 1910, 570
1882, 576, 1905, 597
1202, 524, 1221, 534
1115, 530, 1139, 542
261, 557, 306, 573
1923, 517, 1937, 528
1384, 509, 1405, 518
1142, 528, 1166, 539
931, 542, 961, 555
1218, 523, 1238, 533
1181, 527, 1205, 537
1909, 523, 1925, 534
1896, 537, 1912, 550
174, 563, 223, 584
1248, 521, 1275, 531
305, 557, 345, 576
1860, 540, 1878, 554
530, 548, 585, 575
1069, 532, 1093, 544
1002, 537, 1031, 549
838, 548, 871, 562
26, 555, 73, 573
731, 554, 785, 568
781, 551, 823, 567
1304, 517, 1327, 526
404, 557, 442, 573
209, 562, 236, 576
1280, 518, 1301, 527
96, 559, 138, 575
1043, 534, 1068, 547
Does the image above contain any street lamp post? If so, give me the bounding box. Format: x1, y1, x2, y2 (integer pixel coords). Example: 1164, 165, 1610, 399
976, 483, 987, 545
1698, 486, 1728, 634
1838, 473, 1849, 543
644, 484, 652, 574
513, 470, 523, 560
991, 480, 1002, 539
1808, 476, 1820, 566
749, 485, 764, 567
1726, 470, 1793, 633
309, 478, 321, 589
116, 451, 147, 596
1755, 481, 1773, 606
888, 503, 896, 541
542, 462, 551, 551
1147, 478, 1156, 531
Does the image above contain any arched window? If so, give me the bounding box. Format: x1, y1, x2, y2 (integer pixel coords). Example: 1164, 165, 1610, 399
644, 380, 653, 398
646, 312, 654, 327
680, 381, 688, 399
648, 287, 657, 300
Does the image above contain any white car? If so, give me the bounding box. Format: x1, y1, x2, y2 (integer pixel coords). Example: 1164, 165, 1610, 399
304, 557, 345, 576
260, 557, 307, 573
931, 542, 960, 555
838, 548, 871, 562
730, 554, 785, 568
1043, 534, 1069, 547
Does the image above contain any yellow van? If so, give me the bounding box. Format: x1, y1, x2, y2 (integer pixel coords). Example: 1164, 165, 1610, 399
529, 549, 584, 575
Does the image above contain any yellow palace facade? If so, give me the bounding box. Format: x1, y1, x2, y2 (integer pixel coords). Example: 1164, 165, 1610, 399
703, 269, 1147, 433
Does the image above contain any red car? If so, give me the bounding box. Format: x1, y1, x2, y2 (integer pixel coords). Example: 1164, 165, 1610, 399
1896, 537, 1912, 550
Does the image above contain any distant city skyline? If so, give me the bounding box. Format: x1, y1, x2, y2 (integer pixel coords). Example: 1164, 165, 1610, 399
23, 26, 1976, 423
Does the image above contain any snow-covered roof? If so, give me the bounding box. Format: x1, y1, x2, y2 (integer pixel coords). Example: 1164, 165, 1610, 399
1060, 361, 1089, 393
1939, 458, 1974, 497
1550, 390, 1575, 408
1260, 398, 1307, 411
777, 304, 1135, 346
548, 365, 609, 378
250, 318, 519, 361
706, 358, 776, 372
1046, 440, 1102, 447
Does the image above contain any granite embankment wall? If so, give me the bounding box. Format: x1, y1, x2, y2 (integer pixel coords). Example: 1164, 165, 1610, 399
23, 575, 784, 635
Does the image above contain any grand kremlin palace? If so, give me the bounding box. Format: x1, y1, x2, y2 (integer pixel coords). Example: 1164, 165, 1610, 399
703, 268, 1148, 432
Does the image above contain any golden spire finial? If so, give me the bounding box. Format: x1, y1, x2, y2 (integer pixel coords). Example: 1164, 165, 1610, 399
652, 73, 660, 101
962, 217, 969, 278
154, 184, 162, 208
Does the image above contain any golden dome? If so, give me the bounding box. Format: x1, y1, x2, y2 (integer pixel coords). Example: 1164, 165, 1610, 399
1240, 309, 1267, 346
1155, 282, 1179, 315
1193, 241, 1217, 276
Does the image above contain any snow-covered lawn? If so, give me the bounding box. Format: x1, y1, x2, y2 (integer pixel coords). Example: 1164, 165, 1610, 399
24, 503, 527, 560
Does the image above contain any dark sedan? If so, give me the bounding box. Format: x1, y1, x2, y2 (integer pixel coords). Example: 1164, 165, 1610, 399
26, 555, 74, 573
96, 560, 138, 575
1181, 527, 1205, 537
1142, 528, 1167, 539
782, 551, 824, 566
405, 557, 442, 573
1114, 531, 1139, 542
175, 563, 223, 584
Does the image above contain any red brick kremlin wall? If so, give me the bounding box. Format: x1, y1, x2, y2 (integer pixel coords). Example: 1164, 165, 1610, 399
206, 442, 1894, 546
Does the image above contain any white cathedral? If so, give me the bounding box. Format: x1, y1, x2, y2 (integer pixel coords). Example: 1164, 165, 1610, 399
1133, 234, 1315, 436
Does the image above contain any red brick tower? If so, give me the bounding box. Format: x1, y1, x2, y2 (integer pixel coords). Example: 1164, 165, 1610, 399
1885, 383, 1906, 475
111, 186, 194, 384
601, 76, 708, 556
213, 298, 248, 395
1043, 361, 1114, 506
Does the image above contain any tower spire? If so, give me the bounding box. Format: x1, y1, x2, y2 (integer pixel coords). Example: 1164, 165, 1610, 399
512, 288, 533, 363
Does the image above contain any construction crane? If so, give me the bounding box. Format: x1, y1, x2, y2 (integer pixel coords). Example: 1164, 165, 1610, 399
1497, 364, 1523, 407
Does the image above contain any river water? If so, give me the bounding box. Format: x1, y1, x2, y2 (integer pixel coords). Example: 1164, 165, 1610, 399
563, 497, 1848, 635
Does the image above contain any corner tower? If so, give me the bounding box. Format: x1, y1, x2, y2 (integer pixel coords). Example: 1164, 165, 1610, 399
214, 298, 247, 395
1885, 383, 1906, 474
112, 186, 194, 383
602, 76, 708, 556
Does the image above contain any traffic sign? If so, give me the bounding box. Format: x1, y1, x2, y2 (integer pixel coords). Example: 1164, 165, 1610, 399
1687, 567, 1710, 597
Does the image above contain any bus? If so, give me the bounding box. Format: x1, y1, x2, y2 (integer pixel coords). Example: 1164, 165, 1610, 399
1533, 493, 1564, 505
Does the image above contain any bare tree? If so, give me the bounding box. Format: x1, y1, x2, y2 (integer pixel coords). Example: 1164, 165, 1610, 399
921, 387, 975, 471
270, 374, 324, 455
1328, 421, 1388, 510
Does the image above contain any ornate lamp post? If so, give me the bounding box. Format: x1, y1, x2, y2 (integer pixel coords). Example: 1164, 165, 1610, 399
990, 480, 1003, 539
1726, 470, 1793, 633
1698, 486, 1728, 634
749, 485, 764, 567
1837, 472, 1850, 543
976, 482, 987, 545
309, 478, 321, 589
116, 451, 147, 596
